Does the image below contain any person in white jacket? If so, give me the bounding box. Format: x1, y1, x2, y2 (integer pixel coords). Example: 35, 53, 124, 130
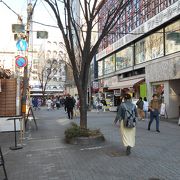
143, 97, 149, 119
46, 98, 52, 111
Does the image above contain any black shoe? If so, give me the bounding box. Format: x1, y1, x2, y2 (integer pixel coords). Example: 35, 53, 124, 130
148, 128, 150, 131
126, 146, 131, 156
156, 130, 160, 133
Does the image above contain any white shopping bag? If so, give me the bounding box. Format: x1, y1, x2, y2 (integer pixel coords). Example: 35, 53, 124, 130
160, 103, 165, 116
178, 117, 180, 126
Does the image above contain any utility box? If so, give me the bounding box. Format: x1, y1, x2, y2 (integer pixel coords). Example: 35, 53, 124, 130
0, 79, 17, 116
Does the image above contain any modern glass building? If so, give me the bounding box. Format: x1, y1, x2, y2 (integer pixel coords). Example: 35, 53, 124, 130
96, 0, 180, 118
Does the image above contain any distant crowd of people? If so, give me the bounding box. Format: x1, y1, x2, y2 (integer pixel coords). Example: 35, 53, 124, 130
31, 94, 80, 120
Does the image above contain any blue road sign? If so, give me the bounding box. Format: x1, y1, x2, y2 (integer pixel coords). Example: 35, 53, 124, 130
16, 39, 28, 51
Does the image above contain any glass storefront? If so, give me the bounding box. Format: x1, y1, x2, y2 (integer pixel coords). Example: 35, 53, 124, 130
97, 19, 180, 77
165, 20, 180, 55
116, 46, 133, 70
98, 60, 103, 77
135, 29, 164, 64
104, 54, 115, 75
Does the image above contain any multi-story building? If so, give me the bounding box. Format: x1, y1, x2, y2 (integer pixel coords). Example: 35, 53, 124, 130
29, 40, 66, 96
96, 0, 180, 118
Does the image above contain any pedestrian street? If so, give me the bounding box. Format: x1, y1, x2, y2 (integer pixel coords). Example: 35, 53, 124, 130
0, 108, 180, 180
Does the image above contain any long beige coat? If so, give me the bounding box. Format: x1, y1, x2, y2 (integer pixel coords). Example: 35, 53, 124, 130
120, 120, 136, 147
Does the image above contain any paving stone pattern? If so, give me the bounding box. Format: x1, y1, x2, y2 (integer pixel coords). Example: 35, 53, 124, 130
0, 108, 180, 180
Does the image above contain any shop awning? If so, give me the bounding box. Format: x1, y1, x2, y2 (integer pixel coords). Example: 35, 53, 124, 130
108, 78, 144, 90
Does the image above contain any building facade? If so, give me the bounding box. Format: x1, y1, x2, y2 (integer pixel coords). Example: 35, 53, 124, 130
29, 40, 66, 96
97, 0, 180, 118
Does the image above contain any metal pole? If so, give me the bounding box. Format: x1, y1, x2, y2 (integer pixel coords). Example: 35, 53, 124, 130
22, 1, 37, 115
21, 2, 32, 114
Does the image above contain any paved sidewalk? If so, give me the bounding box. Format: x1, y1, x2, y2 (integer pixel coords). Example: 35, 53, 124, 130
0, 108, 180, 180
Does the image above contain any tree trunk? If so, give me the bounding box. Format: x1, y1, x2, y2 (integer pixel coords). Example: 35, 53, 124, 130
42, 90, 46, 105
78, 88, 88, 129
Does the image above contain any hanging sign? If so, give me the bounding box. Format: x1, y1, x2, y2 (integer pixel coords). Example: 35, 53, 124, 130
15, 56, 27, 68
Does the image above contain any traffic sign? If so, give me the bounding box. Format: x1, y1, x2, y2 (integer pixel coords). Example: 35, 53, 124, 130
16, 39, 28, 51
15, 56, 27, 68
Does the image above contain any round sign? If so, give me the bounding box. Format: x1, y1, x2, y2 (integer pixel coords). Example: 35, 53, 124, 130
15, 56, 27, 67
16, 39, 28, 51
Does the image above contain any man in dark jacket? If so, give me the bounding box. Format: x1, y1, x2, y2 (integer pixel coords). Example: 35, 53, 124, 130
65, 94, 75, 119
136, 97, 144, 120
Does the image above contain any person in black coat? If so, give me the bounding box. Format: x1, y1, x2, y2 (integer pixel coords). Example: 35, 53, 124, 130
65, 94, 75, 119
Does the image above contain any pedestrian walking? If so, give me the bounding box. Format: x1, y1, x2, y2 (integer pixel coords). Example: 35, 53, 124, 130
37, 97, 42, 110
114, 94, 138, 155
32, 97, 38, 111
65, 94, 75, 119
143, 97, 149, 119
148, 94, 161, 132
60, 96, 65, 108
74, 98, 80, 117
56, 96, 60, 110
114, 96, 123, 125
52, 97, 57, 109
101, 98, 107, 112
64, 96, 68, 113
95, 98, 101, 113
136, 97, 145, 120
46, 98, 52, 111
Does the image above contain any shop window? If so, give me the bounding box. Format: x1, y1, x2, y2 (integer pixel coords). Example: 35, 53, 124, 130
52, 59, 57, 65
116, 46, 133, 70
53, 51, 57, 57
53, 77, 57, 82
165, 20, 180, 55
53, 68, 57, 74
104, 55, 115, 75
135, 29, 163, 64
98, 60, 103, 77
47, 50, 51, 57
47, 59, 51, 64
47, 41, 51, 45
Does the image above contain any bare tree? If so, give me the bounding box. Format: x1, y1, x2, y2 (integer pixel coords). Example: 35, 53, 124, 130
35, 58, 57, 104
44, 0, 131, 129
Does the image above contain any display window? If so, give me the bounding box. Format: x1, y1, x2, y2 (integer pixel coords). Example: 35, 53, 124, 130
104, 55, 115, 75
116, 46, 133, 70
98, 60, 104, 77
165, 20, 180, 55
135, 29, 163, 64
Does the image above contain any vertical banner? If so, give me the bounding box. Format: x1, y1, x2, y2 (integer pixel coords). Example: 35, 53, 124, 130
140, 83, 147, 98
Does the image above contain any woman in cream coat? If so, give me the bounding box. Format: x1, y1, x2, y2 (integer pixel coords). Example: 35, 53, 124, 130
115, 94, 138, 155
